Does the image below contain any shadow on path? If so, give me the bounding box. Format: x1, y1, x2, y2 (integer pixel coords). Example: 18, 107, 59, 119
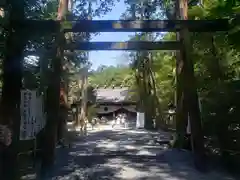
38, 129, 236, 180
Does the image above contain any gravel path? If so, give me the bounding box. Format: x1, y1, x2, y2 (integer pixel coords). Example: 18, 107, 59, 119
39, 125, 236, 180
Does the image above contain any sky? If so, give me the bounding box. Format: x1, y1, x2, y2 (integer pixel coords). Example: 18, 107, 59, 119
89, 0, 134, 70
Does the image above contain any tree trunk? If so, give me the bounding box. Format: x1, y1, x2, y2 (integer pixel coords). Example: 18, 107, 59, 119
78, 2, 91, 128
149, 64, 164, 129
144, 54, 155, 130
78, 68, 88, 127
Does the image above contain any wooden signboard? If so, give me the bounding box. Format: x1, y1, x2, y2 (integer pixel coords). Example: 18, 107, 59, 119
20, 90, 46, 140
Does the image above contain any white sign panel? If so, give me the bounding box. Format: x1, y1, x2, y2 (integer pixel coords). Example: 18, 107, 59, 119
186, 115, 191, 134
136, 112, 145, 128
20, 90, 31, 140
186, 98, 202, 135
20, 90, 46, 140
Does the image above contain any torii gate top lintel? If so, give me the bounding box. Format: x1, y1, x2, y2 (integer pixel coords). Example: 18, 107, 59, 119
19, 19, 232, 51
22, 19, 230, 33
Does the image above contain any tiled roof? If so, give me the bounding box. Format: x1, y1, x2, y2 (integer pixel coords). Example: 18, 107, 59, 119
95, 87, 132, 102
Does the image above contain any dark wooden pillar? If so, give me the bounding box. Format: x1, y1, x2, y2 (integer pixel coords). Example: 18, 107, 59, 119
41, 0, 68, 170
0, 0, 25, 179
41, 29, 63, 170
173, 0, 188, 148
177, 0, 206, 170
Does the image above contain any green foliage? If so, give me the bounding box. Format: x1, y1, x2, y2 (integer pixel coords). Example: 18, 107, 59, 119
89, 65, 134, 87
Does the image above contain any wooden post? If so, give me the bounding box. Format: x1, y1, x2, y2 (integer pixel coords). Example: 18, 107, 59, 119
41, 29, 63, 171
0, 0, 25, 179
41, 0, 68, 172
174, 0, 188, 148
177, 0, 206, 170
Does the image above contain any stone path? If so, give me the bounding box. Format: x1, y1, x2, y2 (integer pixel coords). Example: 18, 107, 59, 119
31, 124, 236, 180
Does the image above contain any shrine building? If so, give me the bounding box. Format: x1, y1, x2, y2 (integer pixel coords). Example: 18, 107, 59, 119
95, 86, 137, 119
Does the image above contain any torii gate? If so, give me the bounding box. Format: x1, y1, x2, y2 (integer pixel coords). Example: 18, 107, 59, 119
39, 18, 229, 170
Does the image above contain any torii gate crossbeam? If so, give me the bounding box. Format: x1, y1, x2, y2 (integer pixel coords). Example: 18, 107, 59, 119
13, 19, 232, 51
14, 19, 230, 33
